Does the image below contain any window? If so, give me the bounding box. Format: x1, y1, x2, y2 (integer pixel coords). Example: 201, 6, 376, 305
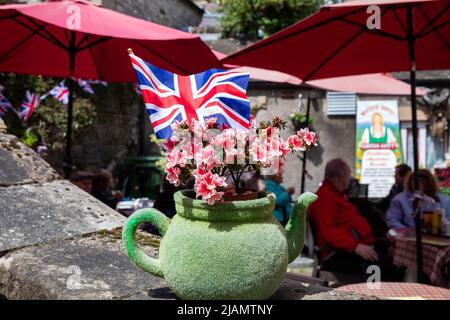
401, 122, 426, 168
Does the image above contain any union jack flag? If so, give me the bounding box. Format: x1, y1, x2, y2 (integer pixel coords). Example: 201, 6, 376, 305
76, 79, 94, 94
88, 80, 108, 87
0, 92, 13, 117
49, 81, 69, 105
129, 52, 250, 139
19, 91, 40, 122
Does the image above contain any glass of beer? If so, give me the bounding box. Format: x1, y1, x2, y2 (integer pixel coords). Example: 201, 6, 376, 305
423, 211, 433, 234
432, 209, 443, 235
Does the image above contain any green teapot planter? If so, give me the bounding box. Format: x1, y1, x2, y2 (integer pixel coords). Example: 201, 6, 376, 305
122, 190, 317, 300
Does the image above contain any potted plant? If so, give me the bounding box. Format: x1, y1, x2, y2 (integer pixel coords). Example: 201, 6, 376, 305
123, 117, 318, 300
289, 111, 314, 131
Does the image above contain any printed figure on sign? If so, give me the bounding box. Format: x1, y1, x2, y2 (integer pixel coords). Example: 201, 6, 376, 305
359, 112, 398, 149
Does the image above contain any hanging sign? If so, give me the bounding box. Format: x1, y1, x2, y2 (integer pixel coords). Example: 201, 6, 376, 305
356, 100, 403, 198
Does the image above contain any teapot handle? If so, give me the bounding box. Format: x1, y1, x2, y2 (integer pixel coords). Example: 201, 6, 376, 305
122, 208, 171, 278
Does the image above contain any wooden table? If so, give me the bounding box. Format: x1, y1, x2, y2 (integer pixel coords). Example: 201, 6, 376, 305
338, 282, 450, 300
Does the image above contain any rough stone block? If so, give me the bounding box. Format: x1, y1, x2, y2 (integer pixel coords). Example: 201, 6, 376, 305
0, 134, 59, 186
0, 180, 125, 252
0, 228, 375, 300
0, 230, 165, 300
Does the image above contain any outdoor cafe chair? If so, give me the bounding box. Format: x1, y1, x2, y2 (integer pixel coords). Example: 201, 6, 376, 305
306, 218, 366, 287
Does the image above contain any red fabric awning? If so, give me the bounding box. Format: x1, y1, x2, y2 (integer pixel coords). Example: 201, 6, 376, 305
215, 51, 424, 95
222, 0, 450, 81
0, 0, 219, 81
307, 73, 425, 95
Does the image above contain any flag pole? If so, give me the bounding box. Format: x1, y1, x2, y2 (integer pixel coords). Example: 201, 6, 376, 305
300, 93, 312, 194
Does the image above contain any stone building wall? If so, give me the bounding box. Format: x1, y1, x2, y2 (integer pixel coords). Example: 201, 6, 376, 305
54, 0, 204, 173
70, 83, 144, 170
250, 85, 421, 197
101, 0, 203, 30
249, 84, 356, 197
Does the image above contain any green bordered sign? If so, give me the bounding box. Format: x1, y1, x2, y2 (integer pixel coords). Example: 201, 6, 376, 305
356, 100, 403, 198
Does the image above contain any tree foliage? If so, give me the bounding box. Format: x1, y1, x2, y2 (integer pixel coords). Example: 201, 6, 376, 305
220, 0, 323, 39
0, 73, 96, 151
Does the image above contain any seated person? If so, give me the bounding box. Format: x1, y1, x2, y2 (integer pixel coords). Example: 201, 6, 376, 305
70, 171, 94, 194
387, 169, 450, 229
263, 171, 295, 226
379, 164, 411, 213
91, 169, 122, 209
154, 178, 179, 220
308, 159, 399, 280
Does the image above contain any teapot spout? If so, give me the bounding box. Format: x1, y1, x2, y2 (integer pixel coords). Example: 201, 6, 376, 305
285, 192, 317, 263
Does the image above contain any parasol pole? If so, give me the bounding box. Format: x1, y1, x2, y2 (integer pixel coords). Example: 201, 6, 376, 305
407, 4, 425, 284
63, 31, 76, 179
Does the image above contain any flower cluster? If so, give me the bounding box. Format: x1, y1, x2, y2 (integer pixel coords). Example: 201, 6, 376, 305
162, 117, 317, 204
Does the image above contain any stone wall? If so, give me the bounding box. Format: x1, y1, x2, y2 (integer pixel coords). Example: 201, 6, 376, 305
70, 84, 145, 170
44, 0, 204, 174
101, 0, 203, 30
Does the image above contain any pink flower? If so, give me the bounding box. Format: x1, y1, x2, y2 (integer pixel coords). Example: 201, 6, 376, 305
269, 138, 283, 159
248, 131, 257, 143
171, 120, 188, 131
297, 128, 306, 139
249, 115, 255, 128
210, 132, 226, 148
162, 116, 317, 205
303, 128, 318, 146
165, 167, 181, 187
277, 158, 286, 172
250, 138, 268, 162
166, 149, 187, 168
162, 139, 176, 152
171, 121, 181, 131
192, 119, 205, 137
287, 135, 306, 151
235, 130, 247, 142
220, 123, 230, 130
206, 117, 217, 128
279, 139, 291, 156
195, 145, 221, 170
194, 171, 227, 205
180, 141, 194, 160
193, 164, 208, 177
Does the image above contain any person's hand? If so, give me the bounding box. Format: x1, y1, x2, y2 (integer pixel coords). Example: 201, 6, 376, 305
287, 187, 295, 195
354, 244, 379, 262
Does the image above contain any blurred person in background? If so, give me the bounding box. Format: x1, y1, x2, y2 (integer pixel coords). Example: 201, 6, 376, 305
263, 171, 295, 226
91, 169, 122, 209
380, 164, 412, 213
387, 169, 450, 229
308, 159, 400, 281
70, 171, 94, 194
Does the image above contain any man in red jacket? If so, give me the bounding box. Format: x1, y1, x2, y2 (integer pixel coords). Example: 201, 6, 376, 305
308, 159, 397, 279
